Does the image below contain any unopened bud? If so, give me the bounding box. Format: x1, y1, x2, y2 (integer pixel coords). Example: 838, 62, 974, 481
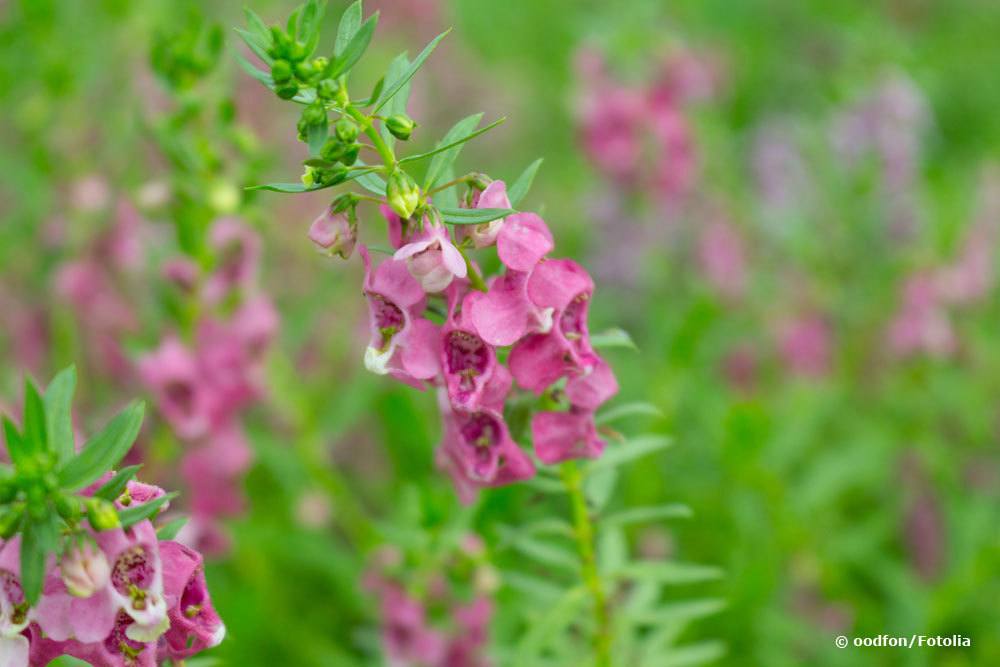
60, 540, 110, 598
270, 59, 293, 84
385, 114, 416, 141
309, 207, 357, 259
320, 138, 348, 163
316, 78, 339, 101
0, 503, 25, 539
85, 497, 120, 531
341, 143, 360, 166
335, 118, 359, 143
55, 494, 82, 522
386, 170, 421, 219
276, 82, 299, 100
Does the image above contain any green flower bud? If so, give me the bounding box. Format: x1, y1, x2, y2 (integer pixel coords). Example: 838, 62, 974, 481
294, 60, 317, 80
316, 78, 339, 101
85, 497, 120, 531
271, 59, 293, 84
0, 503, 24, 539
387, 170, 421, 219
0, 481, 17, 504
56, 494, 82, 522
320, 138, 347, 163
276, 82, 300, 100
385, 114, 416, 141
335, 118, 359, 143
341, 143, 360, 166
316, 164, 349, 187
26, 484, 47, 520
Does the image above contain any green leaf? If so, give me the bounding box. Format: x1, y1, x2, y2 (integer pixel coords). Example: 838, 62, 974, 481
596, 401, 662, 425
602, 504, 693, 529
438, 207, 515, 225
299, 0, 327, 56
45, 366, 77, 464
326, 13, 377, 79
354, 76, 384, 106
234, 27, 272, 65
354, 171, 387, 195
629, 599, 727, 626
400, 116, 506, 168
22, 379, 47, 455
245, 182, 314, 193
93, 464, 143, 501
377, 53, 412, 149
235, 52, 274, 87
587, 435, 673, 473
58, 401, 145, 492
423, 113, 482, 189
611, 561, 724, 586
243, 7, 270, 41
20, 514, 58, 604
508, 158, 543, 207
119, 492, 178, 529
499, 529, 579, 573
156, 516, 189, 541
514, 586, 587, 662
334, 0, 363, 55
585, 465, 617, 510
2, 417, 26, 466
373, 29, 450, 114
307, 119, 328, 157
590, 327, 638, 351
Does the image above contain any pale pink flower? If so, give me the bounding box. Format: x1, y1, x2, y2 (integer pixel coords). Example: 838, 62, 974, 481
394, 222, 468, 293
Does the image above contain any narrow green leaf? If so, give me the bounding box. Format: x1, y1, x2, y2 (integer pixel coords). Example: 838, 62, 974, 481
45, 366, 77, 464
590, 327, 638, 351
508, 158, 543, 207
93, 464, 144, 501
373, 29, 450, 113
335, 0, 363, 55
2, 417, 26, 466
119, 492, 178, 529
585, 465, 617, 510
439, 207, 515, 225
20, 515, 58, 604
378, 53, 412, 149
423, 113, 482, 189
354, 76, 384, 106
58, 401, 145, 492
326, 13, 377, 79
502, 571, 566, 602
299, 0, 327, 56
401, 117, 505, 167
243, 7, 270, 41
234, 27, 273, 65
587, 435, 673, 473
156, 516, 189, 541
21, 380, 47, 459
629, 599, 727, 626
514, 586, 587, 661
307, 119, 328, 157
235, 53, 274, 87
596, 401, 663, 425
602, 504, 693, 529
502, 533, 579, 572
611, 561, 724, 586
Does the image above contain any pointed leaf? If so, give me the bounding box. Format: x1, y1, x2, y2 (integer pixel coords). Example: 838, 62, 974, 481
602, 504, 693, 529
611, 561, 724, 586
373, 29, 449, 113
400, 117, 505, 167
326, 13, 377, 79
596, 401, 662, 425
590, 327, 638, 351
234, 27, 273, 65
156, 516, 189, 541
2, 417, 26, 466
439, 207, 515, 225
236, 52, 274, 87
422, 113, 481, 188
119, 492, 178, 529
58, 401, 145, 492
93, 464, 144, 502
21, 515, 58, 604
508, 158, 543, 207
587, 435, 673, 473
45, 366, 77, 464
22, 379, 47, 456
335, 0, 364, 55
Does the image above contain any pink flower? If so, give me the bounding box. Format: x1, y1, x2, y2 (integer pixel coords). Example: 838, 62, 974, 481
230, 295, 280, 361
138, 337, 210, 440
59, 541, 110, 598
361, 246, 441, 383
777, 314, 832, 378
887, 273, 955, 358
456, 180, 511, 249
394, 221, 468, 293
468, 271, 553, 347
443, 597, 493, 667
380, 585, 446, 666
157, 541, 226, 660
495, 213, 554, 273
531, 409, 606, 465
440, 287, 498, 411
0, 538, 32, 665
203, 217, 261, 303
309, 208, 357, 259
95, 522, 168, 632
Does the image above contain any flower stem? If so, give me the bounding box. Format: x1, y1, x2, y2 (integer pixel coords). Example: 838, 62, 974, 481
560, 461, 612, 667
459, 248, 488, 292
345, 105, 395, 171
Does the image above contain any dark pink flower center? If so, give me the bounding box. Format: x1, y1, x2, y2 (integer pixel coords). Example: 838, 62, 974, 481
0, 570, 27, 625
181, 571, 208, 621
104, 610, 147, 660
165, 379, 195, 416
559, 294, 590, 340
217, 240, 248, 284
369, 294, 405, 349
445, 330, 489, 391
112, 545, 154, 604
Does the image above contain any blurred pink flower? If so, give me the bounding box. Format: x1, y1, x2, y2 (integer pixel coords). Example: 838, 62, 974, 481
887, 273, 955, 358
697, 220, 747, 299
777, 314, 832, 378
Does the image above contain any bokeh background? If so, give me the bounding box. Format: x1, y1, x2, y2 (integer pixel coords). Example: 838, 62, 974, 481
2, 0, 1000, 665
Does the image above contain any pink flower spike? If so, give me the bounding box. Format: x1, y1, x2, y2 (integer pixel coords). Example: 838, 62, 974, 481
508, 332, 574, 394
532, 410, 606, 464
95, 522, 168, 631
468, 272, 539, 347
496, 213, 554, 272
565, 357, 619, 410
204, 217, 261, 303
138, 337, 209, 440
457, 180, 512, 248
441, 290, 498, 410
158, 541, 226, 660
394, 222, 468, 293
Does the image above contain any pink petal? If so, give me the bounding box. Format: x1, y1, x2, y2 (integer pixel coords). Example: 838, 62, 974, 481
527, 258, 594, 311
508, 333, 571, 393
497, 213, 554, 272
532, 410, 606, 464
565, 357, 619, 410
468, 272, 531, 346
401, 318, 441, 380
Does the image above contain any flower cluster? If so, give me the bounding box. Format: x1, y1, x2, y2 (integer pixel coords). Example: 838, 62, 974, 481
140, 218, 278, 552
350, 180, 618, 500
6, 486, 224, 666
365, 537, 495, 667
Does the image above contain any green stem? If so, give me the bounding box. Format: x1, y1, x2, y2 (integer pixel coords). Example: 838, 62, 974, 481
561, 461, 612, 667
459, 247, 487, 292
345, 105, 395, 170
426, 173, 475, 196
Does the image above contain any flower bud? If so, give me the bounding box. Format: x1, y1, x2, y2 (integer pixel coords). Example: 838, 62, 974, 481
387, 170, 421, 219
385, 114, 416, 141
55, 494, 82, 522
335, 118, 359, 143
276, 82, 299, 100
85, 497, 120, 531
341, 143, 360, 166
0, 503, 24, 539
270, 59, 293, 84
60, 540, 111, 598
316, 78, 339, 101
320, 138, 348, 162
309, 207, 357, 259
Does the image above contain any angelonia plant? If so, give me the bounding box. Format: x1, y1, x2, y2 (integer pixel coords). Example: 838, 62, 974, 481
0, 367, 224, 666
235, 2, 710, 665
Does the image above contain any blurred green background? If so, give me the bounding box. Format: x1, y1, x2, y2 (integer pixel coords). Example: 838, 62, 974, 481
2, 0, 1000, 665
